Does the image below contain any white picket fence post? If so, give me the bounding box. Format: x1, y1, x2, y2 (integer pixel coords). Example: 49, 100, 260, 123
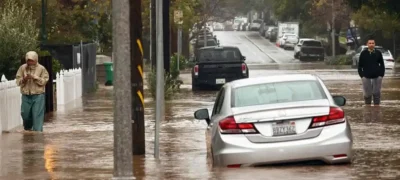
56, 68, 82, 105
0, 75, 23, 133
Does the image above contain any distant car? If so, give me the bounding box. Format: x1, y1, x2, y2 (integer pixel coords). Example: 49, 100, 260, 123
213, 23, 224, 31
294, 38, 315, 55
264, 26, 277, 39
191, 46, 248, 90
259, 23, 269, 37
278, 34, 299, 50
194, 74, 353, 167
249, 19, 262, 31
269, 27, 278, 42
294, 39, 325, 61
352, 45, 395, 69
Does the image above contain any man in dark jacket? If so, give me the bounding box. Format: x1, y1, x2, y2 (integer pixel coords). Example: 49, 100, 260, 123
358, 37, 385, 106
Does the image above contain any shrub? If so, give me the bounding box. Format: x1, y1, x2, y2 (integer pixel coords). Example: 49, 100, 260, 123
146, 54, 187, 100
146, 70, 180, 100
38, 50, 64, 74
0, 0, 39, 79
325, 55, 353, 65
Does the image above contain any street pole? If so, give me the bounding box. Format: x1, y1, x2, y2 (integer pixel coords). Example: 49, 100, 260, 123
163, 0, 170, 73
41, 0, 47, 43
177, 27, 182, 71
111, 0, 134, 179
203, 23, 207, 47
155, 0, 165, 159
151, 0, 157, 69
331, 0, 336, 58
130, 0, 145, 155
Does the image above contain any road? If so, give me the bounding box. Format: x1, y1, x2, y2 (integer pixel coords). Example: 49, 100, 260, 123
1, 31, 400, 179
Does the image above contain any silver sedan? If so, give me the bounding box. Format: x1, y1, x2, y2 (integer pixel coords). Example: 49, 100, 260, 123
194, 74, 353, 167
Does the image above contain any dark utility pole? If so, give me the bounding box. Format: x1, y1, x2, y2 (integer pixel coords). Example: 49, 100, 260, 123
163, 0, 170, 73
130, 0, 145, 155
151, 0, 157, 69
41, 0, 47, 43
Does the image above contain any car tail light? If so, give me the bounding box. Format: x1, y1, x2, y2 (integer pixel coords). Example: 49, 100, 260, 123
386, 59, 394, 62
310, 107, 345, 128
219, 116, 258, 134
227, 164, 241, 168
241, 63, 247, 74
194, 65, 199, 76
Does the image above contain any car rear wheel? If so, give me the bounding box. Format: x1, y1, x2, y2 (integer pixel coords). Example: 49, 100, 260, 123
299, 55, 304, 61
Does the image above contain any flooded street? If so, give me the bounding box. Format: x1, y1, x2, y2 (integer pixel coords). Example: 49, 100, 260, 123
2, 31, 400, 180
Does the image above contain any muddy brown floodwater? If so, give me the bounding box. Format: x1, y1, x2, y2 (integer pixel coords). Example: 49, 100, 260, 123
1, 74, 400, 180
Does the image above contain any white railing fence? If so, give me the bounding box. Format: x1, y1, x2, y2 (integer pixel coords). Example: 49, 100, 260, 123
0, 75, 22, 132
56, 68, 82, 105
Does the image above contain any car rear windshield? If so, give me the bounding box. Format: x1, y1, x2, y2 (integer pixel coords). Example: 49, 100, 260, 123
198, 48, 242, 62
360, 47, 390, 55
375, 48, 390, 55
232, 80, 326, 107
253, 19, 262, 23
196, 40, 217, 47
303, 41, 322, 47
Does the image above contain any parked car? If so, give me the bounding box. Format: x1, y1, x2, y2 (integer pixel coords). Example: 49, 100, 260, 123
294, 39, 325, 61
194, 74, 353, 167
278, 33, 299, 50
264, 26, 276, 39
191, 46, 248, 90
294, 38, 315, 55
352, 45, 395, 69
269, 27, 278, 42
259, 23, 269, 37
213, 23, 224, 31
193, 39, 219, 56
249, 19, 262, 31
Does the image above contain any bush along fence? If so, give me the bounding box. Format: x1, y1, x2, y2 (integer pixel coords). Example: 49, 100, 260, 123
0, 76, 22, 133
56, 68, 83, 105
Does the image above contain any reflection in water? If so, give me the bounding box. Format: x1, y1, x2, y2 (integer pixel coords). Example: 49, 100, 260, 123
361, 106, 383, 123
44, 145, 56, 175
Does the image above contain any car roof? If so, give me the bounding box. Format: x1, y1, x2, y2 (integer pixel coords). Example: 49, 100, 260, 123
198, 46, 238, 50
300, 38, 315, 41
360, 45, 383, 48
228, 74, 319, 89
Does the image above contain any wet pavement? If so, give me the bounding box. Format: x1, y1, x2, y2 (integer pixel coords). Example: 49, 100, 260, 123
2, 31, 400, 179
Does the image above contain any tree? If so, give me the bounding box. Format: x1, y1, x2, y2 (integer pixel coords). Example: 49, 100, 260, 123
310, 0, 352, 55
22, 0, 112, 52
0, 0, 39, 79
352, 0, 400, 38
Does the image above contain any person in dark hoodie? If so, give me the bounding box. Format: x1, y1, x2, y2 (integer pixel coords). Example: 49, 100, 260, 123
358, 37, 385, 106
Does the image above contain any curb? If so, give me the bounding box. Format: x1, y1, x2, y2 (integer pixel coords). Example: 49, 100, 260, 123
243, 34, 278, 63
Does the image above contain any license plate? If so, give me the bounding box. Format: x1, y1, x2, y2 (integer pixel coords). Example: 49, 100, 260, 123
272, 122, 296, 136
216, 78, 225, 84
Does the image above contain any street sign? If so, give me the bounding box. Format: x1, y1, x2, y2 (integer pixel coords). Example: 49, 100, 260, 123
174, 10, 183, 25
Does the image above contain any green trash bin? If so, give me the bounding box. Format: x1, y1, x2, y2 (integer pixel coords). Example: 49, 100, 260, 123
104, 62, 113, 86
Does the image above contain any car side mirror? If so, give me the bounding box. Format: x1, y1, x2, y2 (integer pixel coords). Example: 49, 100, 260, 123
242, 56, 246, 60
194, 108, 211, 126
332, 95, 346, 106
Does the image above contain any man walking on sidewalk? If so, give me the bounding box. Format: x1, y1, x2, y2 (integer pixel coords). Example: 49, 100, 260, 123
15, 51, 49, 132
358, 37, 385, 106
